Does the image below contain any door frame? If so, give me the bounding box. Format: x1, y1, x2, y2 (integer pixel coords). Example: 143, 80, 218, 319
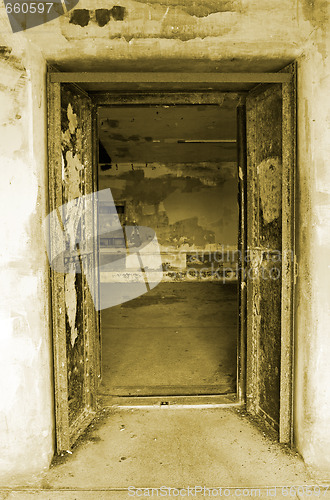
47, 78, 99, 451
47, 69, 296, 448
245, 65, 296, 443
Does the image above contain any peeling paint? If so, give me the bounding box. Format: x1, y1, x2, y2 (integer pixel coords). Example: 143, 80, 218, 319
64, 151, 84, 199
67, 103, 77, 134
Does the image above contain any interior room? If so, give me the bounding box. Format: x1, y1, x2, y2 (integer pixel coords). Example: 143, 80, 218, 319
97, 104, 239, 401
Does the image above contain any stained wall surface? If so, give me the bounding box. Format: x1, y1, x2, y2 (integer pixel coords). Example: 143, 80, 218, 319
0, 49, 53, 482
294, 29, 330, 471
0, 0, 329, 480
98, 105, 239, 279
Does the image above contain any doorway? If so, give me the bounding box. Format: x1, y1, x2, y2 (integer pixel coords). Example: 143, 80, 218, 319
97, 104, 239, 400
47, 69, 295, 452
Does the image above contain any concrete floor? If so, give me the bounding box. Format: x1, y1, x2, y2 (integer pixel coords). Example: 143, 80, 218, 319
100, 282, 237, 396
2, 286, 327, 498
1, 406, 328, 499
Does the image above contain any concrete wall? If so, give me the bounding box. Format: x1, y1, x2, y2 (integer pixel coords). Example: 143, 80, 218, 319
0, 45, 53, 482
294, 22, 330, 472
0, 0, 329, 480
99, 161, 238, 277
98, 105, 239, 277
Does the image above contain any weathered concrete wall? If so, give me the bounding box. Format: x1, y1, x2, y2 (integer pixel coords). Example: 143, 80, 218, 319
294, 17, 330, 472
0, 0, 329, 480
98, 105, 239, 278
0, 46, 53, 482
99, 161, 238, 276
0, 0, 311, 72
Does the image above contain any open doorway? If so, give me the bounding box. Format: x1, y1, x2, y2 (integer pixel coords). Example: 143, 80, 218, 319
97, 104, 239, 400
47, 69, 295, 452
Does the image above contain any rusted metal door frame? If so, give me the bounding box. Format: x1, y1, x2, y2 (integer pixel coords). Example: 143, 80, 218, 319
237, 105, 247, 404
49, 72, 292, 85
279, 63, 296, 443
47, 76, 100, 451
245, 64, 296, 444
91, 102, 102, 383
47, 69, 295, 445
48, 79, 70, 450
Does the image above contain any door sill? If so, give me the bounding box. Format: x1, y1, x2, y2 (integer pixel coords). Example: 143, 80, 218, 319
99, 393, 243, 408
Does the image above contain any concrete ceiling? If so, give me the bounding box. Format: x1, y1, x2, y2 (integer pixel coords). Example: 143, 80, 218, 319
98, 104, 237, 164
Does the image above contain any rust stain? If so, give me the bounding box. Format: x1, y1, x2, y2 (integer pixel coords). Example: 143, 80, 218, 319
301, 0, 329, 30
70, 6, 126, 27
62, 102, 84, 199
69, 9, 90, 27
105, 119, 119, 128
111, 6, 126, 21
132, 0, 242, 17
65, 273, 78, 348
95, 9, 111, 27
258, 157, 282, 224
